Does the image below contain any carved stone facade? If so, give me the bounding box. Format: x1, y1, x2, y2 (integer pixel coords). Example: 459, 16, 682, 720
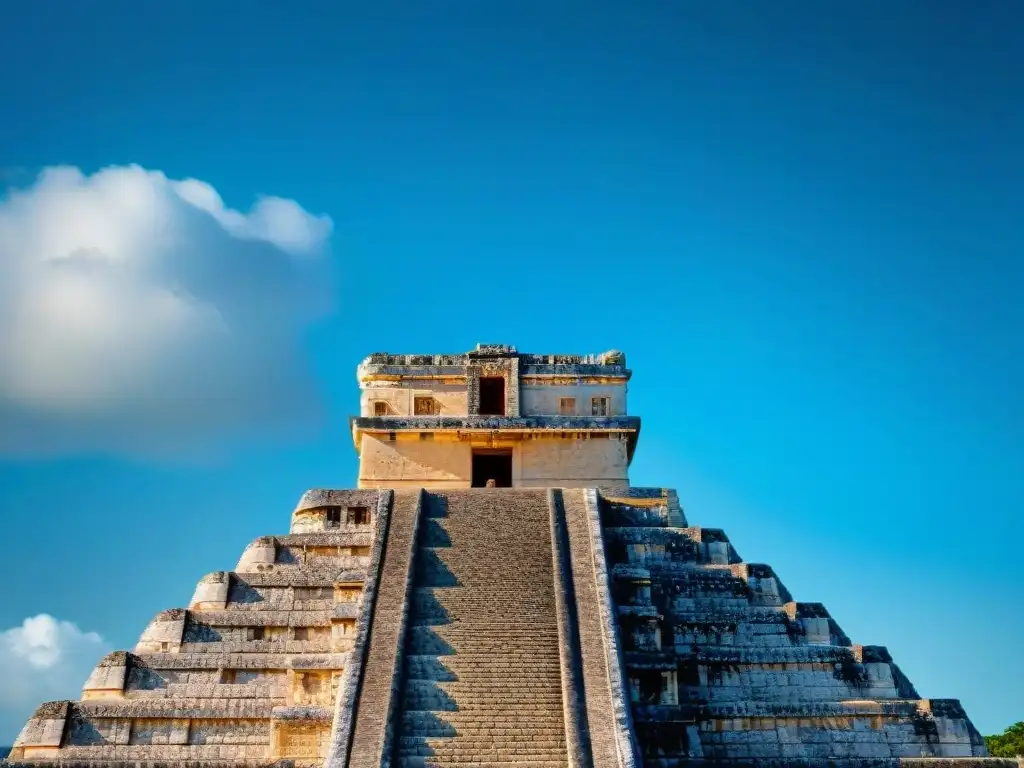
4, 345, 1009, 768
354, 344, 637, 491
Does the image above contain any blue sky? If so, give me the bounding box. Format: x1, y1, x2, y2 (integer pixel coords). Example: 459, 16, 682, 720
0, 0, 1021, 743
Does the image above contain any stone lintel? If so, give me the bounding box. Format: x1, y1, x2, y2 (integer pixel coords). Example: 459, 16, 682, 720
359, 371, 631, 384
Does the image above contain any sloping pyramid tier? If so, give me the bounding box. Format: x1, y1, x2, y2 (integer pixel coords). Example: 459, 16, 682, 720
597, 491, 996, 765
6, 490, 387, 767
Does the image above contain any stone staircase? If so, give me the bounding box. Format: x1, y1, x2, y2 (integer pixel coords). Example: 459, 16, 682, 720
395, 489, 569, 767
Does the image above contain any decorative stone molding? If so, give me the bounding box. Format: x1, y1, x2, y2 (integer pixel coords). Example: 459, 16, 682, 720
583, 488, 643, 768
547, 489, 592, 768
323, 491, 394, 768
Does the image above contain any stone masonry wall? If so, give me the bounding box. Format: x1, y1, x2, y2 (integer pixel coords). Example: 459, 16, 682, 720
520, 381, 628, 417
358, 432, 630, 490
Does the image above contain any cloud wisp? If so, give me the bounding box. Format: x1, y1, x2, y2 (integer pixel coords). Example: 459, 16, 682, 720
0, 165, 334, 457
0, 614, 109, 744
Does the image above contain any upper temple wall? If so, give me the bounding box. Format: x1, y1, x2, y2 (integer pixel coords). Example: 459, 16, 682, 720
357, 344, 630, 418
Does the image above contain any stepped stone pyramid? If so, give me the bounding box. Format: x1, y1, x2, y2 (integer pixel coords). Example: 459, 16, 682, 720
6, 344, 1012, 767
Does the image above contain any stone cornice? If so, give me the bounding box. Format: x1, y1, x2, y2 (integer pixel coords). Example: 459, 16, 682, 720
356, 347, 631, 383
350, 415, 641, 461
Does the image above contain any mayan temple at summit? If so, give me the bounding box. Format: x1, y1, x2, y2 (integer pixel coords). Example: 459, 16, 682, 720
6, 344, 1009, 767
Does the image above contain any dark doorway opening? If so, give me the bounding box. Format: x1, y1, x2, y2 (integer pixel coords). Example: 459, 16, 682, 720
472, 450, 513, 487
478, 377, 506, 416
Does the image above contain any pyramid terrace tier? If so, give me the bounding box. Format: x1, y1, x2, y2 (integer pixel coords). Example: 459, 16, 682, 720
6, 489, 392, 766
595, 493, 995, 766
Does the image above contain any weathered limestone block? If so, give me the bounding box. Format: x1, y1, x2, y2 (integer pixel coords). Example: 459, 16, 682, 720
9, 701, 69, 759
65, 712, 131, 746
82, 652, 128, 699
237, 536, 277, 572
135, 608, 186, 653
190, 570, 231, 610
126, 717, 190, 745
271, 706, 333, 760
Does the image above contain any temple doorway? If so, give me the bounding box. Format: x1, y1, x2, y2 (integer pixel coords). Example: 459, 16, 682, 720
478, 377, 506, 415
472, 450, 512, 487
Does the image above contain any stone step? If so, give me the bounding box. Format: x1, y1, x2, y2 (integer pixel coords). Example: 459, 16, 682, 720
397, 760, 567, 768
407, 632, 562, 643
398, 751, 569, 760
408, 625, 562, 634
405, 643, 564, 655
403, 698, 565, 710
409, 613, 559, 624
404, 672, 562, 682
399, 738, 567, 750
405, 657, 561, 666
404, 664, 563, 672
405, 644, 563, 658
404, 655, 561, 673
399, 723, 568, 737
398, 749, 568, 760
402, 713, 566, 724
403, 699, 565, 709
404, 685, 565, 692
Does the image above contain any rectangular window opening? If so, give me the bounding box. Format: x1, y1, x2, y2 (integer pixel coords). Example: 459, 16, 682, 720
293, 627, 309, 641
373, 401, 389, 416
478, 377, 506, 416
249, 627, 265, 641
346, 506, 370, 525
591, 396, 610, 416
324, 507, 342, 528
558, 397, 576, 416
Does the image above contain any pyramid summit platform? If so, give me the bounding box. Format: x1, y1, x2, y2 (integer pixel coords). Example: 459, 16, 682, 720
6, 344, 1011, 767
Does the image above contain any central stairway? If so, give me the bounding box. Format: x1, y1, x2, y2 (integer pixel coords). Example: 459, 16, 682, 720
396, 489, 569, 768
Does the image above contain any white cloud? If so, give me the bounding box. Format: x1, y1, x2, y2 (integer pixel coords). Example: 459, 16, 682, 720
0, 164, 334, 456
0, 615, 109, 743
170, 177, 332, 256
